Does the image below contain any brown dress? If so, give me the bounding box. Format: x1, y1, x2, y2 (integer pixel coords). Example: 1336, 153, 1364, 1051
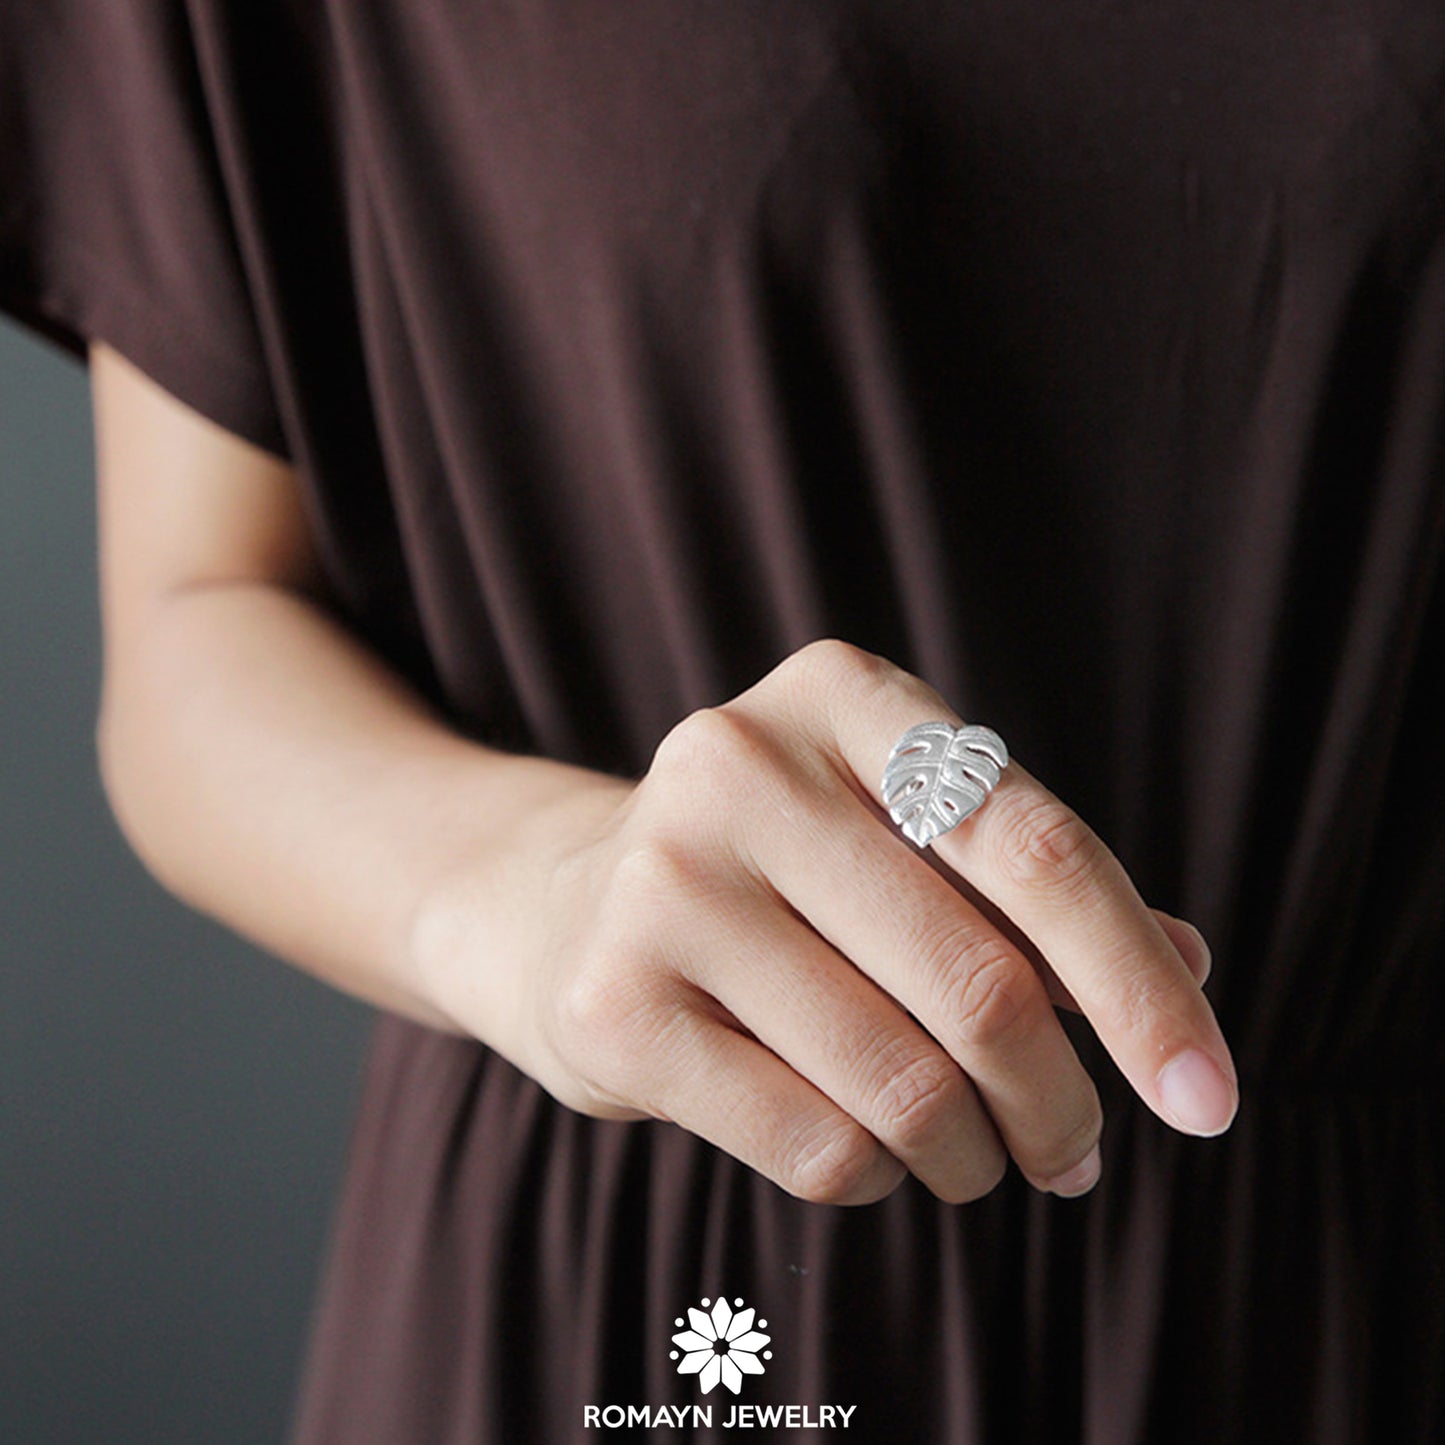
5, 2, 1443, 1439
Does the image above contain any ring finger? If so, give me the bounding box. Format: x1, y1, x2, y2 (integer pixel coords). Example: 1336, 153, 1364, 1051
738, 782, 1106, 1193
681, 884, 1010, 1202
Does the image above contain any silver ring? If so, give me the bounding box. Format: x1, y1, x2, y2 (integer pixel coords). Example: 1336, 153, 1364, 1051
881, 721, 1009, 848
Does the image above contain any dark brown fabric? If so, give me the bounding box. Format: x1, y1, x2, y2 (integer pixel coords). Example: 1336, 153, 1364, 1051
5, 2, 1444, 1440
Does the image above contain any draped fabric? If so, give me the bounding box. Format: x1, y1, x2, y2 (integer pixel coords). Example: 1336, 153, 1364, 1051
4, 2, 1443, 1439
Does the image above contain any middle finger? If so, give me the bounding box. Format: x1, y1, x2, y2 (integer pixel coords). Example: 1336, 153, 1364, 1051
740, 777, 1106, 1193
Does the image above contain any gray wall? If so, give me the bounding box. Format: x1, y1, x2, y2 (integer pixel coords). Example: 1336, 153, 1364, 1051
0, 318, 373, 1444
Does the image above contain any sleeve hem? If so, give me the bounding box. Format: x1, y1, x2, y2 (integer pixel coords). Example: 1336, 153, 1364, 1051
0, 244, 291, 464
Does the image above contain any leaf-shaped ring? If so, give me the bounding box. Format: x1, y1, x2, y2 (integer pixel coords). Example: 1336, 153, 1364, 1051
880, 721, 1009, 848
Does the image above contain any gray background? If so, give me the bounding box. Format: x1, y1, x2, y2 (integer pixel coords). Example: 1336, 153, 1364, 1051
0, 317, 373, 1444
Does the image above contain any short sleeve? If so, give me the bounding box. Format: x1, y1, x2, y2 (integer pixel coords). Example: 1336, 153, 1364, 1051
0, 0, 289, 458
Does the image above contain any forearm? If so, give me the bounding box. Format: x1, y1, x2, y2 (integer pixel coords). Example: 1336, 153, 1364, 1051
96, 578, 627, 1038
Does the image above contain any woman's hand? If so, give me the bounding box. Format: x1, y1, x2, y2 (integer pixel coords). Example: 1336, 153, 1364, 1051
89, 350, 1224, 1205
416, 640, 1234, 1207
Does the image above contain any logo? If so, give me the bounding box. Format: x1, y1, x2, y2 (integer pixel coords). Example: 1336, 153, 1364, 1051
670, 1296, 772, 1395
582, 1294, 856, 1429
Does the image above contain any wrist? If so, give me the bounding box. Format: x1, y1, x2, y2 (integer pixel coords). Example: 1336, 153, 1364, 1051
404, 754, 631, 1054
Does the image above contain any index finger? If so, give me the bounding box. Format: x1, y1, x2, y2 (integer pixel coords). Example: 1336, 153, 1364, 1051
803, 645, 1238, 1138
937, 765, 1237, 1137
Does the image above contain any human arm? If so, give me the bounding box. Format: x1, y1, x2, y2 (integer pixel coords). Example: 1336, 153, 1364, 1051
92, 340, 1233, 1205
91, 341, 623, 1036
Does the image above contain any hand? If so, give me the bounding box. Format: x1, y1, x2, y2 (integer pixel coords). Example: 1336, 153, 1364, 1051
422, 639, 1235, 1206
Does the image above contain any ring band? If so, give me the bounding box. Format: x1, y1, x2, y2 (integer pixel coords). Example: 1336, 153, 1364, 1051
881, 721, 1009, 848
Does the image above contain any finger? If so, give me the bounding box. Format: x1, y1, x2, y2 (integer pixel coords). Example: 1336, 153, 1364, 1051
1045, 910, 1211, 1012
737, 778, 1104, 1194
681, 887, 1010, 1203
947, 875, 1084, 1012
770, 641, 1237, 1138
627, 989, 908, 1206
932, 768, 1237, 1135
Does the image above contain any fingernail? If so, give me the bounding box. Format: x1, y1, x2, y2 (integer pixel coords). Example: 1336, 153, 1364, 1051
1044, 1143, 1101, 1198
1157, 1049, 1237, 1136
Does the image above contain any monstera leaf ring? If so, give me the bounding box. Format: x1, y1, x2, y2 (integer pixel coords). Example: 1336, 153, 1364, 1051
880, 721, 1009, 848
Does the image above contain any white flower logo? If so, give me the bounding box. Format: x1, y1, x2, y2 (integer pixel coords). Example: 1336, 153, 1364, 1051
669, 1296, 772, 1395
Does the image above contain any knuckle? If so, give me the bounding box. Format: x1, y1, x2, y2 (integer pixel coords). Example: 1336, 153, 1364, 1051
991, 793, 1105, 898
870, 1051, 970, 1153
790, 637, 950, 714
795, 636, 874, 678
551, 952, 649, 1062
792, 638, 898, 703
551, 955, 698, 1105
607, 834, 709, 914
650, 705, 786, 832
939, 940, 1035, 1051
786, 1117, 895, 1205
906, 915, 987, 995
606, 991, 712, 1116
1115, 963, 1184, 1037
651, 705, 779, 801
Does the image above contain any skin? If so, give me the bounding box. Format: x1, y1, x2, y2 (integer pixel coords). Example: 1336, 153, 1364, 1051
91, 340, 1235, 1208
